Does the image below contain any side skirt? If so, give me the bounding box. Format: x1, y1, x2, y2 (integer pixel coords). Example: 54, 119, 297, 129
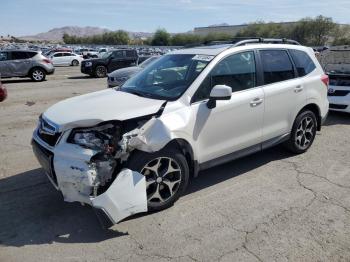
198, 133, 290, 172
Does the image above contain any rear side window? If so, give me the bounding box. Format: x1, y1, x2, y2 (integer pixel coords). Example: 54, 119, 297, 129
11, 52, 29, 60
260, 50, 295, 84
26, 52, 37, 58
53, 53, 63, 57
289, 49, 316, 77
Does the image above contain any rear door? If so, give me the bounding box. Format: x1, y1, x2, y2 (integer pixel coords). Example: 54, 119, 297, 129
0, 51, 11, 77
109, 50, 125, 72
259, 49, 305, 143
62, 53, 73, 65
51, 53, 64, 65
9, 51, 32, 76
125, 50, 138, 67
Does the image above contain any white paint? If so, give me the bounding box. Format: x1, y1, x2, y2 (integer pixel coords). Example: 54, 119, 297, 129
91, 169, 147, 224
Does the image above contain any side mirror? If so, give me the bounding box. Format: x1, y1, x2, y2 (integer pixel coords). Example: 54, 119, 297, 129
207, 85, 232, 109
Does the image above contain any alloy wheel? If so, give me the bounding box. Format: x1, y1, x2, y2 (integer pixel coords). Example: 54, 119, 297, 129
96, 66, 107, 77
32, 70, 44, 81
141, 157, 182, 204
295, 116, 315, 150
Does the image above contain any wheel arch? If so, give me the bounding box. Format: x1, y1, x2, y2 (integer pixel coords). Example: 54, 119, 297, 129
297, 103, 322, 131
163, 139, 199, 178
28, 66, 48, 76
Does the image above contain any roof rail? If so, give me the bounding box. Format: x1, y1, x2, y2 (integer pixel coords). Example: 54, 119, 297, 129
232, 38, 301, 47
182, 37, 301, 49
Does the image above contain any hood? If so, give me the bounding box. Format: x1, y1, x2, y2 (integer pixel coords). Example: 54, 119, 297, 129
43, 89, 165, 131
108, 67, 141, 78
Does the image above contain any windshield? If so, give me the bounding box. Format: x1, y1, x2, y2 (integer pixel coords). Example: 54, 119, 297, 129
120, 54, 211, 100
139, 56, 159, 68
101, 51, 113, 59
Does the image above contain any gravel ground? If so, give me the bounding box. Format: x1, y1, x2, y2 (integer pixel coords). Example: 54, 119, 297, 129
0, 67, 350, 262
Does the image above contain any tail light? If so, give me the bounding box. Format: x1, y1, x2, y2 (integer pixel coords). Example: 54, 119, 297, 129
321, 74, 329, 88
42, 59, 52, 64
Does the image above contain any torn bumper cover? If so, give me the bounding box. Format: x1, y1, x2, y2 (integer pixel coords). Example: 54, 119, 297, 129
32, 132, 148, 224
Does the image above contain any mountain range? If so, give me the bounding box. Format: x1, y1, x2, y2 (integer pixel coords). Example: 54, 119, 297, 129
20, 26, 155, 41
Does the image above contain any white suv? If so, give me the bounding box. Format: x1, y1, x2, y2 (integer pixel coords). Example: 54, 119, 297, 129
32, 39, 329, 225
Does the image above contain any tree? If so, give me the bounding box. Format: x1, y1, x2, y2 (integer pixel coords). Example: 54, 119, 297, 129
290, 15, 337, 46
151, 29, 171, 46
62, 30, 130, 45
235, 21, 290, 39
171, 33, 202, 46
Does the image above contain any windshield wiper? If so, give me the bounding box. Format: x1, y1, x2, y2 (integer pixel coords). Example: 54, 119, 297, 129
120, 88, 168, 100
121, 88, 147, 98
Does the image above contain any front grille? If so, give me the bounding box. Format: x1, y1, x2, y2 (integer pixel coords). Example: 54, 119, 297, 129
37, 130, 61, 146
329, 103, 348, 110
328, 90, 350, 96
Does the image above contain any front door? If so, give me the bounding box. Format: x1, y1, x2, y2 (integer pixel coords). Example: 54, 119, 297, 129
191, 51, 265, 164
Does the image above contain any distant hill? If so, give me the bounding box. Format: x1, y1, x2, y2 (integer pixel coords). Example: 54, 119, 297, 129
20, 26, 154, 42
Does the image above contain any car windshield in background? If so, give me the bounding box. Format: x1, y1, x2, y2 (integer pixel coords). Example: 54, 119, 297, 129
120, 54, 211, 100
139, 56, 159, 68
101, 51, 113, 59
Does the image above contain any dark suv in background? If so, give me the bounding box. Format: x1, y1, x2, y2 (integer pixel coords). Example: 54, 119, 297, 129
0, 50, 55, 81
81, 49, 138, 78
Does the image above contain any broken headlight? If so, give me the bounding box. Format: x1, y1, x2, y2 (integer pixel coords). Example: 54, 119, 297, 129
68, 123, 121, 153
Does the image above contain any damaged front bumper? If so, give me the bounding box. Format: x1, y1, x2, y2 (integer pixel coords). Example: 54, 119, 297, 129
32, 130, 148, 225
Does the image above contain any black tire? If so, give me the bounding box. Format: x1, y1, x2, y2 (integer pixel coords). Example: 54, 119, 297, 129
30, 68, 46, 82
94, 65, 107, 78
71, 59, 79, 66
284, 110, 317, 154
126, 148, 190, 211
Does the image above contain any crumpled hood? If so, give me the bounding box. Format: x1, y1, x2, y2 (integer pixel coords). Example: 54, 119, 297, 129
108, 66, 141, 78
43, 89, 165, 131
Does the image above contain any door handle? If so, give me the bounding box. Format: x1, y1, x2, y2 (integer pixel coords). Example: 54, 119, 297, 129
294, 85, 303, 93
250, 98, 263, 107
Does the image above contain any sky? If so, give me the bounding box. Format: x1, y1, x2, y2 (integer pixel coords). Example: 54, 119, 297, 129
1, 0, 350, 36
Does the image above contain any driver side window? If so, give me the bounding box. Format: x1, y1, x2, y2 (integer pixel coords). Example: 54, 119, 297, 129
192, 51, 257, 102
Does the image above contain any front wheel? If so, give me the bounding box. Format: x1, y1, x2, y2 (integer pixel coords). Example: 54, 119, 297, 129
126, 148, 190, 211
30, 68, 46, 82
284, 110, 317, 154
94, 65, 107, 78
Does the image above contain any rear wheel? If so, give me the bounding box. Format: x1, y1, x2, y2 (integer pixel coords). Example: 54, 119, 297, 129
284, 110, 317, 154
30, 68, 46, 82
126, 148, 190, 211
94, 66, 107, 78
71, 59, 79, 66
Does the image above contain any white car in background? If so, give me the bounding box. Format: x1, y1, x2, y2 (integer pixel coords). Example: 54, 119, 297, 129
49, 52, 83, 66
328, 72, 350, 113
